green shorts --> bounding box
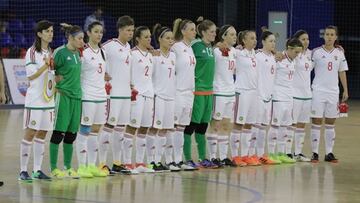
[191,95,213,124]
[54,93,81,133]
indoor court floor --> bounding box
[0,101,359,203]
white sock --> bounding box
[277,126,287,154]
[111,126,124,164]
[87,133,99,165]
[285,126,295,154]
[311,124,321,154]
[33,138,45,172]
[135,134,146,164]
[218,135,229,160]
[20,139,32,172]
[240,129,251,157]
[207,133,218,159]
[164,131,174,164]
[146,133,156,164]
[256,126,266,157]
[98,126,112,165]
[267,126,278,154]
[76,132,88,166]
[173,127,184,163]
[249,127,258,156]
[294,128,305,155]
[123,133,134,165]
[230,129,241,157]
[155,135,167,163]
[325,125,335,154]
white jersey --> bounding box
[131,47,154,97]
[293,49,314,99]
[213,47,236,95]
[171,41,196,91]
[272,52,296,101]
[235,48,258,92]
[103,39,131,97]
[153,51,176,100]
[255,50,276,101]
[311,46,348,94]
[24,46,55,108]
[81,44,107,101]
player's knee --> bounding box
[325,118,336,125]
[312,118,322,125]
[184,122,197,135]
[50,130,65,144]
[138,127,148,135]
[63,132,77,144]
[91,124,102,133]
[79,125,91,135]
[125,125,137,135]
[195,123,208,134]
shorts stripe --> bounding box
[25,109,31,127]
[53,93,61,129]
[234,94,239,122]
[152,96,156,127]
[106,98,111,121]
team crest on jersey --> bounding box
[239,116,243,121]
[131,119,137,124]
[183,49,187,52]
[110,117,116,122]
[202,49,206,54]
[265,59,268,62]
[119,49,123,52]
[334,56,338,61]
[216,112,221,117]
[156,120,161,125]
[67,56,71,60]
[84,117,89,122]
[273,118,278,123]
[311,110,316,115]
[31,120,36,126]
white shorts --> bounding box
[212,95,235,121]
[81,101,107,125]
[271,101,293,126]
[23,108,55,131]
[153,97,175,129]
[311,91,339,118]
[107,98,131,126]
[174,90,194,126]
[129,95,154,128]
[293,98,311,123]
[256,98,272,125]
[234,90,257,125]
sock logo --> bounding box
[313,139,318,142]
[80,150,87,153]
[22,153,28,157]
[103,141,110,144]
[141,144,146,147]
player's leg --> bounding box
[323,94,339,163]
[277,101,296,163]
[231,93,246,166]
[310,92,326,163]
[293,99,311,162]
[207,96,223,165]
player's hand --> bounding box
[131,88,138,101]
[0,92,6,104]
[104,72,112,81]
[342,91,349,102]
[275,51,285,62]
[235,44,243,50]
[55,75,63,83]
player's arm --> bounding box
[27,56,52,81]
[339,71,348,102]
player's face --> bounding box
[223,27,237,46]
[137,29,151,48]
[324,28,337,46]
[159,31,174,50]
[243,32,257,50]
[182,23,196,41]
[87,24,103,45]
[38,26,54,44]
[299,33,309,50]
[120,25,135,42]
[287,46,303,60]
[202,24,217,43]
[70,33,85,49]
[262,34,276,52]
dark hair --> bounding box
[34,20,53,52]
[215,25,233,44]
[116,15,134,30]
[292,30,308,39]
[153,25,171,46]
[286,38,303,49]
[86,21,105,61]
[197,19,215,38]
[173,18,194,41]
[325,25,338,35]
[237,30,255,46]
[261,30,274,41]
[133,26,150,46]
[61,24,83,39]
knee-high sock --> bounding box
[76,132,88,166]
[285,126,295,154]
[164,131,174,163]
[98,126,112,165]
[195,133,206,160]
[111,126,125,165]
[277,126,287,154]
[267,126,279,154]
[183,133,192,161]
[146,132,156,164]
[63,143,74,170]
[240,129,251,157]
[173,127,185,163]
[218,134,229,160]
[20,139,32,172]
[230,129,241,157]
[325,125,335,154]
[256,125,266,157]
[33,138,45,172]
[207,133,218,159]
[135,133,146,164]
[249,126,259,156]
[155,134,167,163]
[122,133,134,165]
[88,133,99,166]
[311,124,321,154]
[294,128,305,155]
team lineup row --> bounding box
[18,15,348,181]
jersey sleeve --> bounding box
[339,51,349,72]
[53,49,64,72]
[25,49,39,77]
